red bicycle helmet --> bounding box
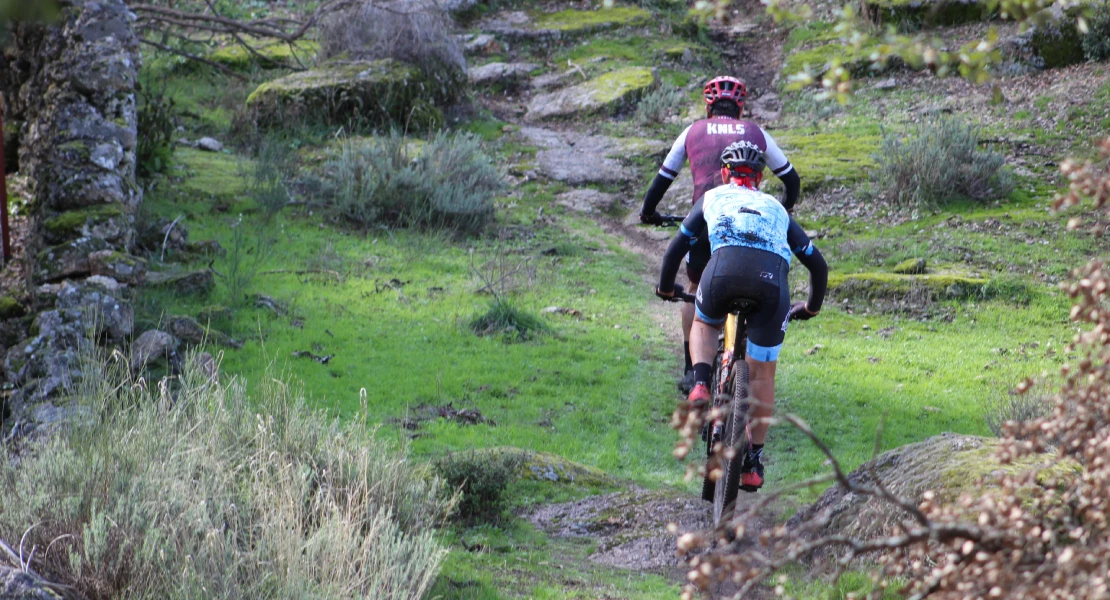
[703,76,747,112]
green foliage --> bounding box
[870,117,1013,207]
[434,450,525,522]
[0,352,452,600]
[137,80,179,178]
[469,299,550,341]
[634,85,685,125]
[1082,0,1110,61]
[322,132,503,233]
[244,137,297,221]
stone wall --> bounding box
[0,0,141,436]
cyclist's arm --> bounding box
[640,126,690,218]
[658,198,706,293]
[763,129,800,212]
[788,219,827,313]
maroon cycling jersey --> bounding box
[657,117,793,204]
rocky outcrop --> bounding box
[516,127,667,185]
[478,7,650,41]
[468,62,538,86]
[787,434,1079,554]
[525,67,657,121]
[246,58,442,129]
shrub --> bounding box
[984,390,1052,437]
[136,80,178,177]
[469,298,550,341]
[0,352,452,600]
[1082,0,1110,61]
[322,132,502,233]
[434,450,524,523]
[634,85,685,125]
[318,0,466,105]
[870,117,1013,207]
[244,137,297,222]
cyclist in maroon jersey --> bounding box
[639,76,802,393]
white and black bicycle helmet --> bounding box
[720,141,766,176]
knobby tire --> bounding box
[712,359,750,526]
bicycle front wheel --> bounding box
[712,358,750,526]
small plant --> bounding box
[217,214,275,303]
[634,85,685,125]
[1082,0,1110,62]
[243,136,297,222]
[434,450,524,523]
[469,298,550,340]
[984,391,1053,438]
[136,79,179,177]
[870,117,1013,207]
[322,131,503,233]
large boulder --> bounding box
[55,280,134,341]
[131,329,179,372]
[246,59,442,129]
[88,249,147,285]
[1002,4,1090,69]
[145,269,214,297]
[168,315,241,348]
[863,0,989,27]
[787,434,1080,551]
[525,67,657,122]
[468,62,539,86]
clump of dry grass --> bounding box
[0,350,453,600]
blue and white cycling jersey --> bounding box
[682,183,792,262]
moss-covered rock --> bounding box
[209,40,320,71]
[1015,4,1091,69]
[246,59,443,130]
[168,315,241,348]
[532,6,651,33]
[34,237,112,283]
[0,296,26,320]
[892,258,927,274]
[145,269,215,297]
[788,434,1080,547]
[525,67,657,121]
[88,250,147,285]
[42,204,128,245]
[863,0,990,28]
[467,446,618,487]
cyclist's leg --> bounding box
[689,251,727,387]
[683,236,712,345]
[743,256,791,445]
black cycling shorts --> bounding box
[684,235,711,284]
[694,246,790,362]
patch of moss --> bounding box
[175,147,248,198]
[828,271,993,300]
[771,129,880,192]
[533,6,651,33]
[0,296,26,320]
[246,59,442,131]
[583,67,657,106]
[782,42,892,78]
[42,204,125,244]
[473,447,618,487]
[892,258,927,274]
[209,40,319,70]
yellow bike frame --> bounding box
[714,314,740,396]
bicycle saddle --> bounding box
[727,298,758,314]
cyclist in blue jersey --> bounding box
[654,141,828,491]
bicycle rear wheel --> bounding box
[701,349,724,503]
[712,358,750,526]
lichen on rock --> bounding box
[525,67,657,121]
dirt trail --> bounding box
[476,7,792,588]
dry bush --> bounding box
[671,136,1110,599]
[0,351,453,600]
[318,0,466,104]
